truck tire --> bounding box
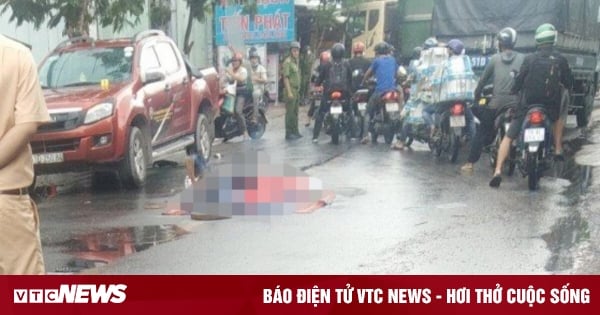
[119,126,147,189]
[194,113,213,162]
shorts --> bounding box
[0,194,45,274]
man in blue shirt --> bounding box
[360,42,398,144]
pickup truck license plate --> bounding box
[524,128,545,142]
[386,103,399,112]
[33,152,64,164]
[358,102,367,111]
[330,106,343,114]
[450,115,466,127]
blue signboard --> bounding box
[214,0,295,46]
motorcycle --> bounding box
[430,101,469,163]
[351,87,370,139]
[323,89,354,145]
[214,81,268,142]
[516,106,552,190]
[370,90,401,145]
[307,85,323,126]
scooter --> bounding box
[323,89,354,145]
[370,90,401,145]
[214,81,268,142]
[516,106,552,190]
[430,101,469,163]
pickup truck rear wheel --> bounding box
[194,113,212,162]
[119,126,147,188]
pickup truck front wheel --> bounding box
[194,113,212,162]
[119,126,147,188]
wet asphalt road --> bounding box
[37,103,600,274]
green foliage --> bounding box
[0,0,145,37]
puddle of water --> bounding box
[54,225,188,273]
[542,212,590,272]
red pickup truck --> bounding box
[31,30,220,188]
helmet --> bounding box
[423,37,438,49]
[535,23,557,46]
[320,51,331,64]
[290,41,301,50]
[447,39,464,55]
[412,46,423,59]
[396,65,408,81]
[231,52,243,62]
[331,43,345,60]
[248,50,260,59]
[374,42,390,55]
[353,41,365,54]
[497,27,517,49]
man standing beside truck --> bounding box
[490,23,573,188]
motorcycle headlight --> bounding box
[84,102,114,124]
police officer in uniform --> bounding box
[282,41,303,140]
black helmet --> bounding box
[375,42,389,55]
[497,27,517,49]
[331,43,345,60]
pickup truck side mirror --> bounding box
[141,68,166,84]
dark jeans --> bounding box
[467,107,498,163]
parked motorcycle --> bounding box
[516,106,552,190]
[215,81,268,142]
[370,90,401,145]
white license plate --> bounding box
[524,128,545,142]
[33,152,64,164]
[504,123,511,132]
[566,114,577,126]
[358,102,367,111]
[386,103,399,112]
[450,115,466,127]
[330,106,343,114]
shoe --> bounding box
[489,174,502,188]
[361,137,370,144]
[554,151,565,162]
[286,134,302,141]
[391,142,404,150]
[461,163,474,172]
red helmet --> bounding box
[320,51,331,64]
[353,41,365,54]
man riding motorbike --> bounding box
[312,43,352,143]
[461,27,524,172]
[423,39,476,144]
[249,50,267,122]
[307,50,331,127]
[489,23,573,187]
[225,52,251,140]
[360,42,398,145]
[349,42,371,93]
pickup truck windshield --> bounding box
[39,47,133,89]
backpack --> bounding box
[328,60,349,91]
[524,52,562,105]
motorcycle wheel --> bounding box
[527,152,539,191]
[357,115,365,139]
[448,135,460,163]
[248,112,267,140]
[331,124,340,145]
[507,146,517,176]
[384,126,394,145]
[489,129,502,168]
[371,131,378,144]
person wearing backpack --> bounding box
[489,23,573,188]
[461,27,525,172]
[312,43,352,143]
